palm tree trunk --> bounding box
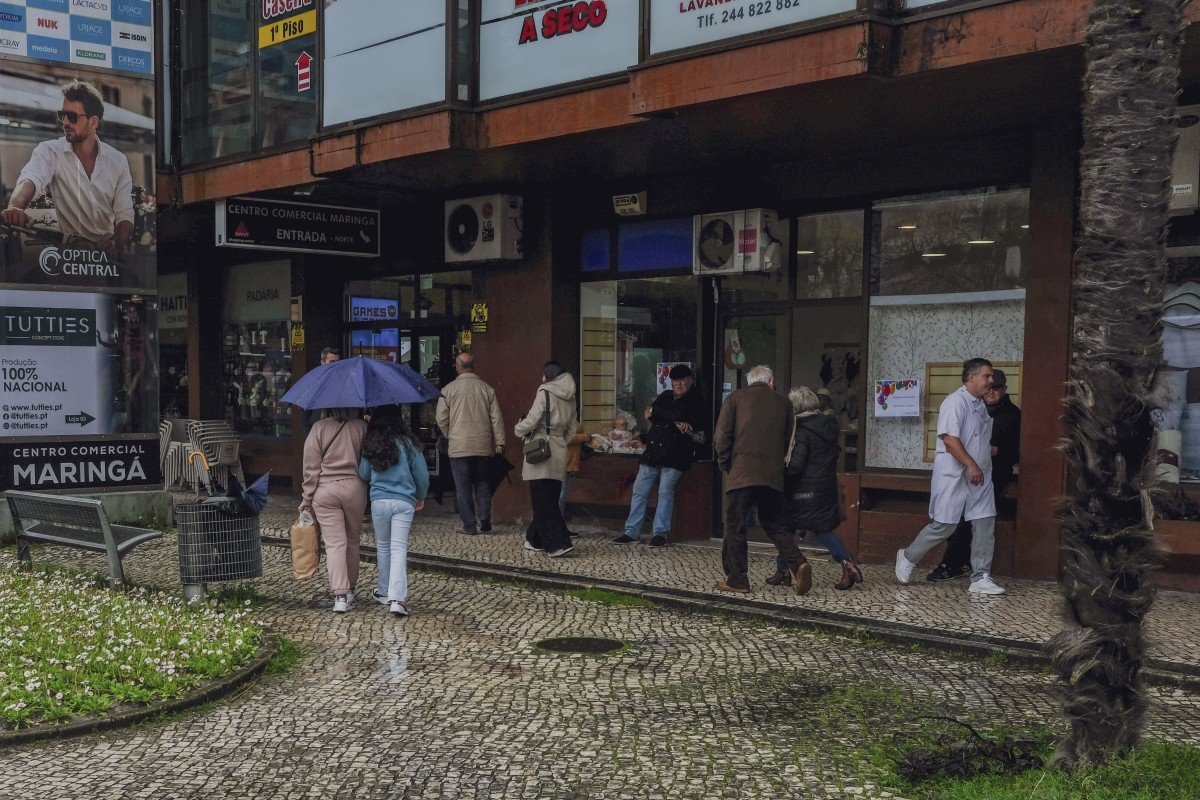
[1052,0,1182,768]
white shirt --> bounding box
[16,137,134,242]
[929,385,995,524]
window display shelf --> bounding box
[222,321,293,439]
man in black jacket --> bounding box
[613,364,709,548]
[926,368,1022,581]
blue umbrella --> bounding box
[280,356,442,410]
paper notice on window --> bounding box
[874,379,921,418]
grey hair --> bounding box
[789,386,819,414]
[746,365,774,386]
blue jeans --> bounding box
[777,530,851,573]
[559,472,575,518]
[450,456,490,533]
[623,464,683,539]
[371,498,415,603]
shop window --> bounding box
[579,278,699,439]
[158,273,190,419]
[796,210,864,299]
[222,262,294,438]
[864,187,1029,471]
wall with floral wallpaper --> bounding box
[865,299,1025,470]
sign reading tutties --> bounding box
[215,197,380,257]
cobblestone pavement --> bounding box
[3,530,1199,800]
[251,494,1200,675]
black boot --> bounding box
[765,569,792,586]
[834,557,863,590]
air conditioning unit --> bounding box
[444,194,523,262]
[1170,105,1200,215]
[692,209,781,275]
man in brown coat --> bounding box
[713,365,811,595]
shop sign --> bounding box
[349,297,400,323]
[648,0,857,56]
[0,434,161,492]
[323,0,446,125]
[479,0,637,101]
[1,290,149,438]
[216,198,380,257]
[0,0,153,74]
[157,273,187,330]
[224,261,291,323]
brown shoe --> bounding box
[834,558,863,590]
[793,562,813,596]
[713,580,750,594]
[765,569,792,586]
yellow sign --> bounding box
[470,303,488,333]
[460,331,472,348]
[258,9,316,49]
[291,324,305,347]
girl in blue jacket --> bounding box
[359,405,430,617]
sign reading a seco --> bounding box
[215,197,380,257]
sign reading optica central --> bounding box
[215,197,380,257]
[648,0,857,56]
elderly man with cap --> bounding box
[613,364,709,548]
[925,367,1022,582]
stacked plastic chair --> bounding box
[185,420,245,491]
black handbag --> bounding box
[523,390,553,464]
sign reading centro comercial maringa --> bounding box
[0,435,161,492]
[215,197,380,257]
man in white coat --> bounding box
[894,358,1005,595]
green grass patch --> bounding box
[0,561,262,729]
[888,740,1200,800]
[265,637,300,675]
[562,588,655,608]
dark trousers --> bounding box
[526,479,572,552]
[723,486,802,590]
[450,456,491,533]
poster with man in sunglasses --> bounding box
[1,72,155,291]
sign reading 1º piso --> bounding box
[215,197,380,257]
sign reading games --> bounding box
[0,0,153,74]
[648,0,857,56]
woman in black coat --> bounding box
[774,386,864,590]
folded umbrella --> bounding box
[486,453,515,496]
[281,356,442,410]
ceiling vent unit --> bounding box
[444,194,523,262]
[1170,105,1200,215]
[692,209,782,275]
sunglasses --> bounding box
[56,110,94,124]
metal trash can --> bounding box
[176,503,262,584]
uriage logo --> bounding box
[261,0,312,22]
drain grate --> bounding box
[534,637,625,654]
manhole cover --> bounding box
[534,637,625,654]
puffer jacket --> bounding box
[514,372,577,481]
[782,412,841,532]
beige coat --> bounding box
[435,372,506,458]
[514,372,577,481]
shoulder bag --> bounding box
[523,390,553,465]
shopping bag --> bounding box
[290,510,320,580]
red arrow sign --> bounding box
[296,51,312,92]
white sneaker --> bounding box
[969,574,1005,595]
[895,549,915,584]
[332,595,349,613]
[523,540,543,552]
[345,590,355,605]
[389,601,409,617]
[371,589,388,606]
[547,545,575,558]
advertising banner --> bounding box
[349,297,401,323]
[874,378,921,418]
[349,328,404,363]
[0,434,161,492]
[1,289,156,437]
[479,0,638,101]
[216,197,380,257]
[323,0,446,125]
[0,0,153,74]
[0,62,156,291]
[648,0,857,56]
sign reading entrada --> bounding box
[215,197,380,257]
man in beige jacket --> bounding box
[436,352,506,534]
